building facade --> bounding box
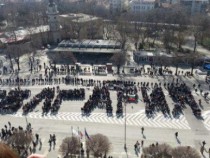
[180,0,208,15]
[109,0,128,13]
[46,0,61,43]
[129,0,155,13]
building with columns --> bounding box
[46,0,61,43]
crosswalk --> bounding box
[202,111,210,131]
[11,111,191,130]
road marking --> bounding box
[10,111,191,130]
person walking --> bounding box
[141,127,144,135]
[35,133,39,142]
[39,139,42,150]
[202,141,206,147]
[48,139,52,151]
[52,134,56,149]
[141,140,144,147]
[175,132,178,138]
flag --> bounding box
[85,128,91,140]
[79,130,83,139]
[72,128,79,137]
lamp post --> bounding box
[124,93,127,151]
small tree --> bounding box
[59,136,80,157]
[86,134,111,158]
[142,143,172,158]
[171,146,201,158]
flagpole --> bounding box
[84,128,86,158]
[78,126,81,158]
[71,126,73,137]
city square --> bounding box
[0,50,209,157]
[0,0,210,157]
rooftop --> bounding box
[53,39,122,54]
[59,13,99,23]
[130,0,156,4]
[0,25,50,44]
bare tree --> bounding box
[171,146,201,158]
[110,53,126,74]
[190,14,205,53]
[4,45,15,73]
[86,134,111,158]
[115,17,130,50]
[162,29,175,54]
[186,52,203,75]
[4,128,33,156]
[142,143,172,158]
[59,136,80,157]
[5,43,30,74]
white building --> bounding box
[129,0,155,13]
[46,0,61,43]
[109,0,128,13]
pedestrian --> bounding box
[135,141,140,152]
[175,132,178,138]
[52,134,56,146]
[48,139,52,151]
[8,122,11,129]
[200,146,204,155]
[141,140,144,147]
[39,138,42,151]
[202,141,206,147]
[35,133,39,142]
[141,127,144,135]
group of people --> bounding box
[150,86,170,117]
[22,87,55,114]
[168,82,201,118]
[0,88,31,114]
[81,86,113,116]
[141,82,170,118]
[0,121,43,158]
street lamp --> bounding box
[123,93,127,151]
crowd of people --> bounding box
[116,91,124,117]
[0,122,38,158]
[141,82,170,118]
[150,86,170,117]
[59,88,85,101]
[0,88,31,114]
[22,87,85,115]
[22,87,55,114]
[0,121,59,158]
[81,86,113,116]
[168,83,201,118]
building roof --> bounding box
[52,47,122,54]
[0,25,49,44]
[130,0,156,4]
[59,13,99,23]
[53,39,122,54]
[58,39,121,48]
